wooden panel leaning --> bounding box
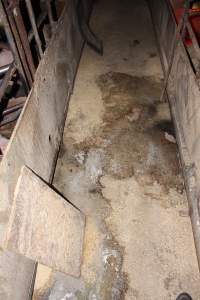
[0,0,90,299]
[5,166,85,277]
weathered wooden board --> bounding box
[5,166,85,276]
[0,0,91,298]
[149,0,200,175]
[0,250,36,300]
[149,0,200,267]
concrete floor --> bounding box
[33,0,200,299]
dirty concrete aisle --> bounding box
[33,0,200,299]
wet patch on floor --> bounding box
[66,72,183,194]
[97,72,160,123]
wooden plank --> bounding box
[5,166,85,276]
[0,0,91,298]
[0,0,82,248]
[0,250,36,300]
[149,0,200,268]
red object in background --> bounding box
[170,1,200,45]
[175,8,200,45]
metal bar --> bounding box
[0,64,11,76]
[3,102,24,115]
[28,11,47,42]
[10,0,35,78]
[2,0,33,87]
[0,63,16,104]
[0,108,21,126]
[0,0,29,91]
[25,0,43,58]
[186,21,200,80]
[186,21,200,58]
[46,0,55,34]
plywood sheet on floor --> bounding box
[5,166,85,277]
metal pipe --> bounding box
[28,11,47,42]
[2,102,23,115]
[25,0,43,58]
[0,64,11,76]
[0,108,21,126]
[0,63,16,104]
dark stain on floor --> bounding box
[67,72,183,193]
[54,73,185,300]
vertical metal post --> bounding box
[25,0,43,58]
[46,0,55,34]
[10,0,36,78]
[2,0,33,87]
[0,62,16,105]
[0,0,29,91]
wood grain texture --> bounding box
[0,0,91,298]
[149,0,200,177]
[5,166,85,277]
[0,1,82,246]
[0,250,36,300]
[149,0,200,267]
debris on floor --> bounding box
[165,132,176,144]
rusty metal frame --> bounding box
[25,0,43,58]
[0,0,29,90]
[9,0,36,77]
[0,0,59,127]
